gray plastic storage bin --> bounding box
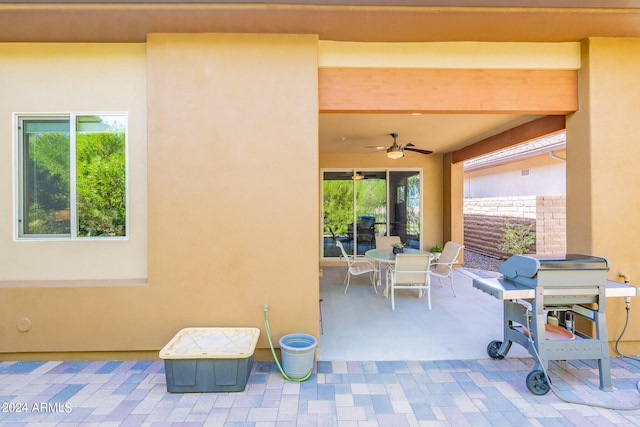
[159,327,260,393]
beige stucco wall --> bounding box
[0,43,148,282]
[0,43,150,356]
[464,149,567,198]
[567,38,640,352]
[146,34,320,357]
[444,155,465,247]
[0,35,320,358]
[318,41,581,70]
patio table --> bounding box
[365,247,432,290]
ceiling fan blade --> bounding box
[404,147,433,155]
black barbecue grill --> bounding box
[472,253,639,395]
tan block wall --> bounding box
[464,196,566,258]
[536,196,567,254]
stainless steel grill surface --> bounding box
[499,254,609,288]
[472,253,639,395]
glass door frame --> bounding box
[321,167,423,261]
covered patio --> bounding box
[318,266,530,361]
[1,0,640,376]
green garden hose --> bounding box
[263,305,312,382]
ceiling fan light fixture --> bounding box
[387,147,404,159]
[387,132,404,159]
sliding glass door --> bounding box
[322,169,421,258]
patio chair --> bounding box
[336,240,377,293]
[430,241,464,297]
[385,253,432,310]
[375,235,401,249]
[327,225,350,250]
[357,216,376,250]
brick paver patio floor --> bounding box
[2,357,640,426]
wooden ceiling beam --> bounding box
[451,115,566,163]
[319,68,577,114]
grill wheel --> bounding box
[487,340,505,360]
[526,370,551,395]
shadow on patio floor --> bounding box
[318,266,529,361]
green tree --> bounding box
[355,179,386,220]
[23,124,126,237]
[323,180,353,235]
[24,130,71,235]
[323,177,386,236]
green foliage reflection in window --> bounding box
[76,115,126,237]
[22,119,71,235]
[20,114,127,238]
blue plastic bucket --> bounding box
[279,333,317,380]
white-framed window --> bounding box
[15,113,127,239]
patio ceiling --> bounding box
[319,113,542,156]
[2,2,636,158]
[2,2,640,43]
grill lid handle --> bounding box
[498,255,541,280]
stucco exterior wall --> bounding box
[0,43,152,356]
[0,43,148,282]
[567,38,640,353]
[146,34,320,358]
[464,150,566,198]
[444,155,465,250]
[0,35,320,358]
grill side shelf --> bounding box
[472,277,534,300]
[472,277,639,301]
